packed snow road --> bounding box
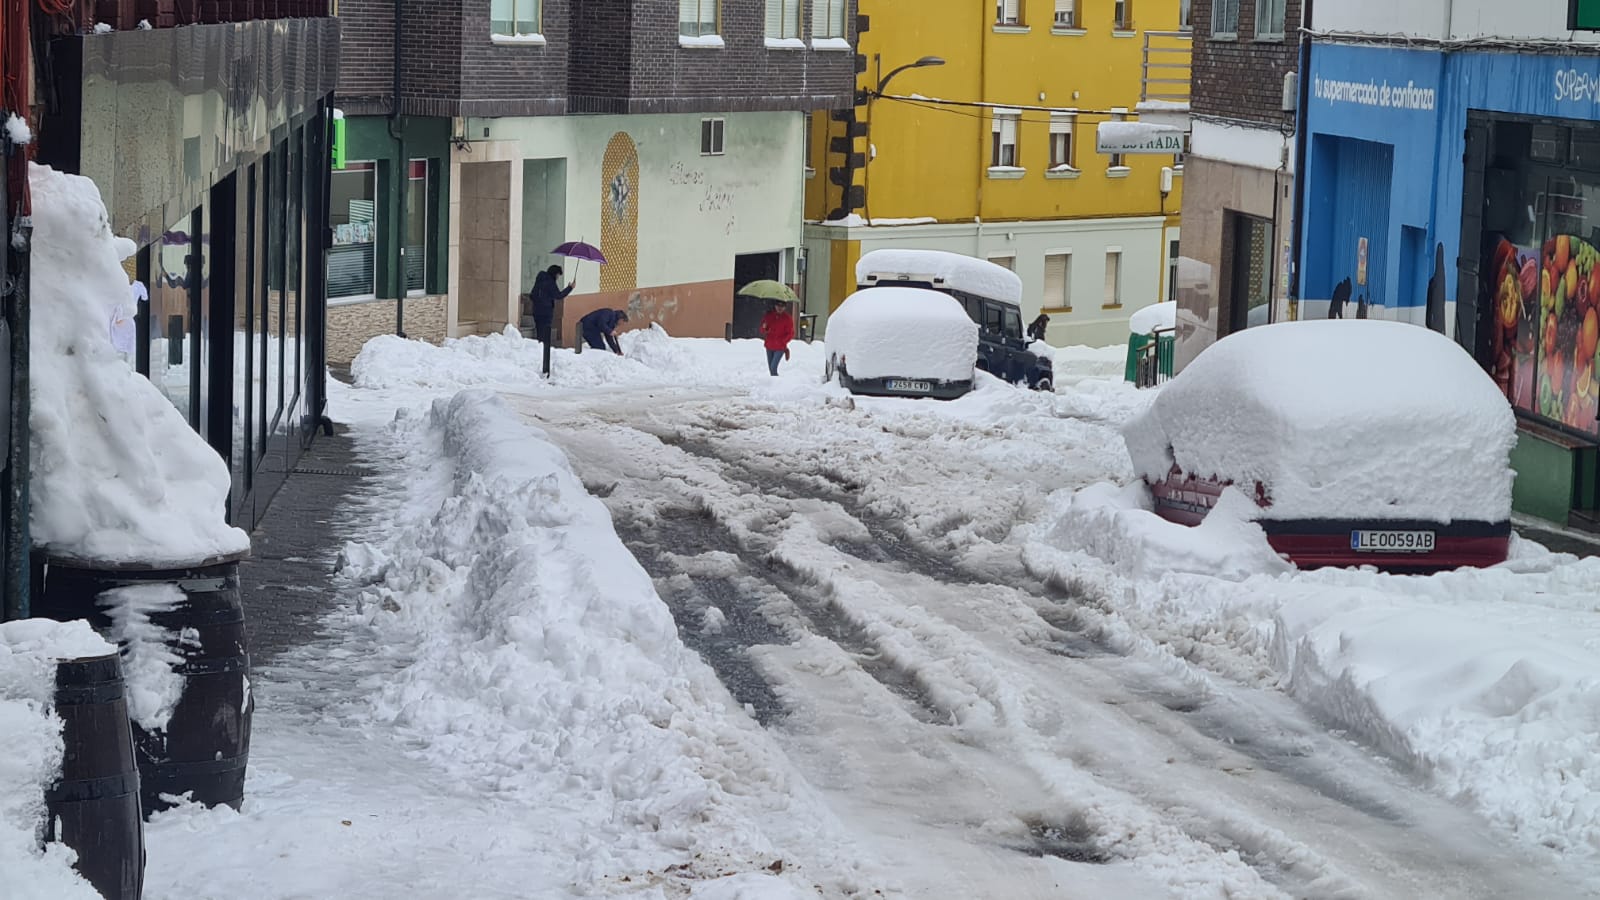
[507,384,1587,900]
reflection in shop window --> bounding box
[407,159,431,295]
[329,161,377,299]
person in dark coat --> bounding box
[578,307,629,355]
[1027,313,1051,344]
[1355,291,1369,319]
[528,265,573,345]
[1328,277,1352,319]
[758,300,795,376]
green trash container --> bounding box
[1124,332,1153,383]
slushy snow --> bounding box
[1121,319,1516,522]
[28,164,249,565]
[825,287,978,382]
[856,248,1024,304]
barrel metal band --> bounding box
[46,771,140,803]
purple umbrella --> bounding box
[552,240,606,264]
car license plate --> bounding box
[1350,530,1436,553]
[888,380,932,393]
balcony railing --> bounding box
[85,0,331,31]
[1141,30,1192,105]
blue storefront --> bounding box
[1301,42,1600,528]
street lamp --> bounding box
[863,56,945,224]
[875,55,945,96]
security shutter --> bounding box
[1104,252,1122,307]
[1045,254,1069,309]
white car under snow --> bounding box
[824,286,979,399]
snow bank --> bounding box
[1122,320,1516,522]
[826,287,977,382]
[334,390,861,891]
[856,248,1024,304]
[1128,301,1176,335]
[0,619,112,900]
[351,325,832,396]
[28,164,249,565]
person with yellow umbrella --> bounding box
[742,279,799,376]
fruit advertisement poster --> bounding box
[1490,234,1600,435]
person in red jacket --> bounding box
[758,300,795,376]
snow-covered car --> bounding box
[856,248,1054,391]
[824,286,979,399]
[1122,319,1517,571]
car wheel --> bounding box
[1033,377,1053,393]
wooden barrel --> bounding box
[35,554,253,817]
[47,653,145,900]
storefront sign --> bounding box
[1095,123,1186,155]
[1570,0,1600,31]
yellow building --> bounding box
[803,0,1190,347]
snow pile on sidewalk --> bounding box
[28,163,248,564]
[1121,319,1516,522]
[0,619,113,900]
[334,390,872,894]
[351,324,831,395]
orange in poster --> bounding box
[1556,234,1571,272]
[1583,308,1600,362]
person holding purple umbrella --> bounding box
[528,265,573,346]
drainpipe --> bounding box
[975,1,989,255]
[1288,0,1314,305]
[389,0,408,338]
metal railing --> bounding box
[1132,327,1175,388]
[1141,30,1193,105]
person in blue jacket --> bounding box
[528,265,573,345]
[579,307,629,355]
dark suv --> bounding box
[857,250,1054,392]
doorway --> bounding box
[732,251,782,339]
[1228,212,1274,333]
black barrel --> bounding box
[35,554,253,816]
[47,653,145,900]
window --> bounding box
[1114,0,1132,30]
[1255,0,1286,38]
[405,160,430,295]
[1045,253,1071,309]
[1053,0,1076,28]
[680,0,718,37]
[766,0,800,39]
[1180,0,1191,30]
[1104,250,1122,308]
[812,0,846,38]
[991,112,1019,167]
[996,0,1021,25]
[987,256,1015,273]
[803,114,813,171]
[701,118,726,155]
[329,161,376,299]
[490,0,540,37]
[1212,0,1239,37]
[1049,114,1075,169]
[1108,110,1128,169]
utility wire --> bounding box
[876,92,1174,120]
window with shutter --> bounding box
[766,0,800,39]
[1045,254,1070,309]
[812,0,846,38]
[996,0,1021,25]
[1212,0,1239,37]
[1053,0,1076,27]
[1049,114,1075,169]
[1104,251,1122,308]
[991,113,1019,168]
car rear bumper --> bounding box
[1259,519,1512,572]
[845,376,973,400]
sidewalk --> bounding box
[1514,516,1600,560]
[239,426,373,666]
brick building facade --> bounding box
[1175,0,1303,370]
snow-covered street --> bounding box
[15,326,1600,898]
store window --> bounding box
[1477,115,1600,438]
[406,159,430,295]
[329,161,377,299]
